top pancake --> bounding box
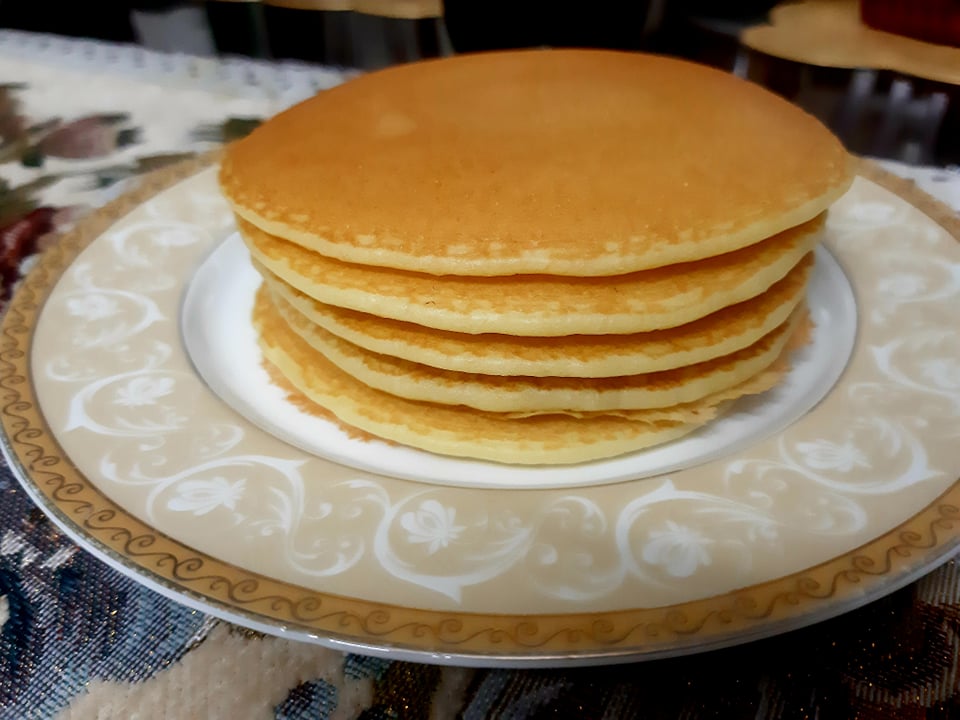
[221,49,852,277]
[240,212,822,335]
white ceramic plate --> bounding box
[181,234,857,489]
[4,161,960,666]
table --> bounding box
[1,29,959,720]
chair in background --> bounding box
[205,0,447,68]
[0,1,447,69]
[441,1,666,54]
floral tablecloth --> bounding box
[1,29,960,720]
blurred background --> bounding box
[0,0,955,166]
[0,1,770,68]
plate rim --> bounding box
[3,155,960,666]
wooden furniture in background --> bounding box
[741,0,960,165]
[239,0,447,67]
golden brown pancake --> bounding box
[240,214,823,336]
[221,48,846,464]
[258,253,813,377]
[269,286,804,413]
[222,49,852,277]
[254,288,810,463]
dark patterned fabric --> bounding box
[1,467,211,718]
[5,461,960,720]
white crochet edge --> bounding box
[0,30,351,105]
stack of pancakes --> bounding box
[219,49,852,465]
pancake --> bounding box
[258,253,813,377]
[255,288,810,463]
[240,213,823,336]
[222,49,852,277]
[255,288,728,464]
[223,48,847,463]
[269,286,804,413]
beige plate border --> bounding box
[2,154,959,664]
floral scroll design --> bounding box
[29,168,960,609]
[716,193,960,540]
[37,174,370,564]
